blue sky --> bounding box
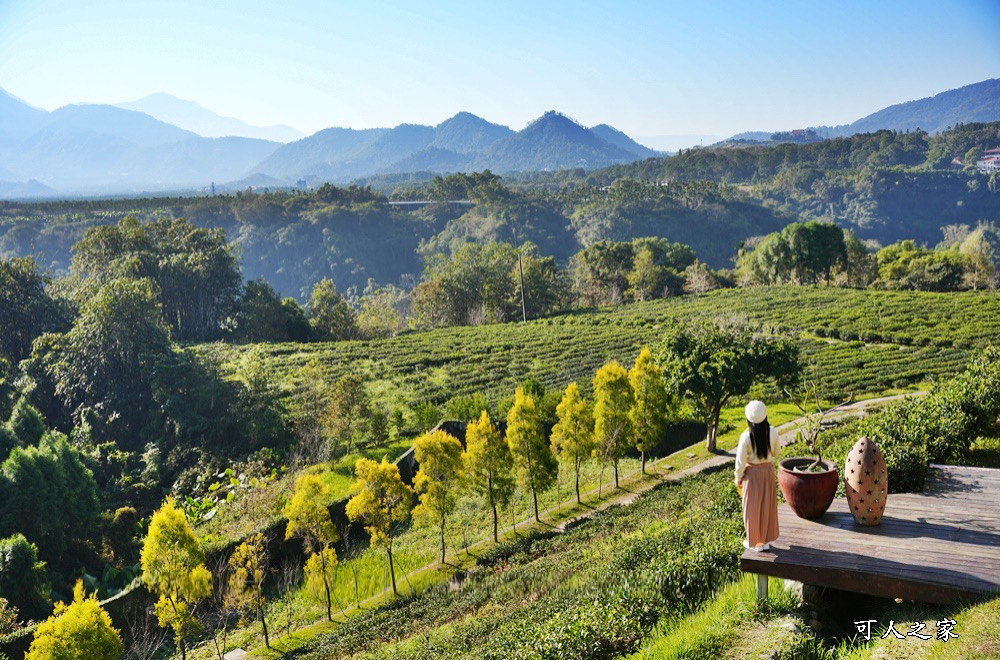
[0,0,997,141]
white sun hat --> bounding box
[745,400,768,424]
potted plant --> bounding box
[778,384,853,519]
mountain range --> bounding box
[116,93,305,142]
[726,78,1000,144]
[0,78,998,198]
[246,110,653,184]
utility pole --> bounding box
[518,249,527,323]
[512,225,527,323]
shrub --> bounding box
[860,347,1000,491]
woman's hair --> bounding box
[748,419,770,459]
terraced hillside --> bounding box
[202,287,999,414]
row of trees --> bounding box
[738,220,1000,291]
[7,321,801,657]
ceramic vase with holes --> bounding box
[844,436,888,525]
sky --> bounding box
[1,0,998,144]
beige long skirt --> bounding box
[742,462,779,548]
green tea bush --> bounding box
[860,347,1000,491]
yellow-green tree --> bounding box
[141,498,212,660]
[283,474,339,621]
[304,547,338,613]
[550,382,595,504]
[629,347,670,474]
[413,430,465,563]
[227,532,270,648]
[506,388,558,522]
[24,581,123,660]
[464,411,515,542]
[593,361,634,489]
[346,458,414,596]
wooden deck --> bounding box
[740,464,1000,604]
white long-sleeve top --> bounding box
[734,427,780,485]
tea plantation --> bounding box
[204,287,997,414]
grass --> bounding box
[628,574,802,660]
[188,426,754,659]
[832,595,1000,660]
[186,397,887,659]
[266,467,744,660]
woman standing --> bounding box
[735,400,780,551]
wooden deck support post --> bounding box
[756,573,768,603]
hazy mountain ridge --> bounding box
[589,123,657,158]
[0,93,281,194]
[724,78,1000,144]
[249,110,644,183]
[1,78,997,197]
[116,93,304,142]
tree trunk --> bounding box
[179,638,187,660]
[706,408,720,453]
[575,462,581,504]
[321,551,333,621]
[492,504,499,543]
[641,450,646,475]
[388,545,398,596]
[533,488,540,522]
[260,602,270,648]
[614,460,619,488]
[440,514,446,564]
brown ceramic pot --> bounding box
[778,457,839,519]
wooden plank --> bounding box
[738,465,1000,604]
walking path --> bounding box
[259,391,920,657]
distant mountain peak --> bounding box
[116,93,304,142]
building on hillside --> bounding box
[977,148,1000,172]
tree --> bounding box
[44,277,173,445]
[24,581,123,660]
[626,245,663,301]
[959,224,1000,290]
[0,534,49,621]
[0,257,69,364]
[227,533,270,648]
[281,297,313,341]
[0,596,18,635]
[658,323,801,452]
[234,278,290,342]
[71,216,240,341]
[346,458,414,596]
[843,230,877,287]
[464,411,516,542]
[549,383,594,504]
[309,278,356,340]
[593,362,634,489]
[356,282,408,338]
[506,388,557,522]
[232,346,289,451]
[0,434,100,570]
[303,547,339,617]
[682,260,719,295]
[511,244,565,320]
[6,397,45,447]
[413,242,524,326]
[282,474,338,621]
[629,347,670,474]
[413,430,465,563]
[322,375,375,457]
[140,498,213,660]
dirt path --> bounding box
[262,391,922,656]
